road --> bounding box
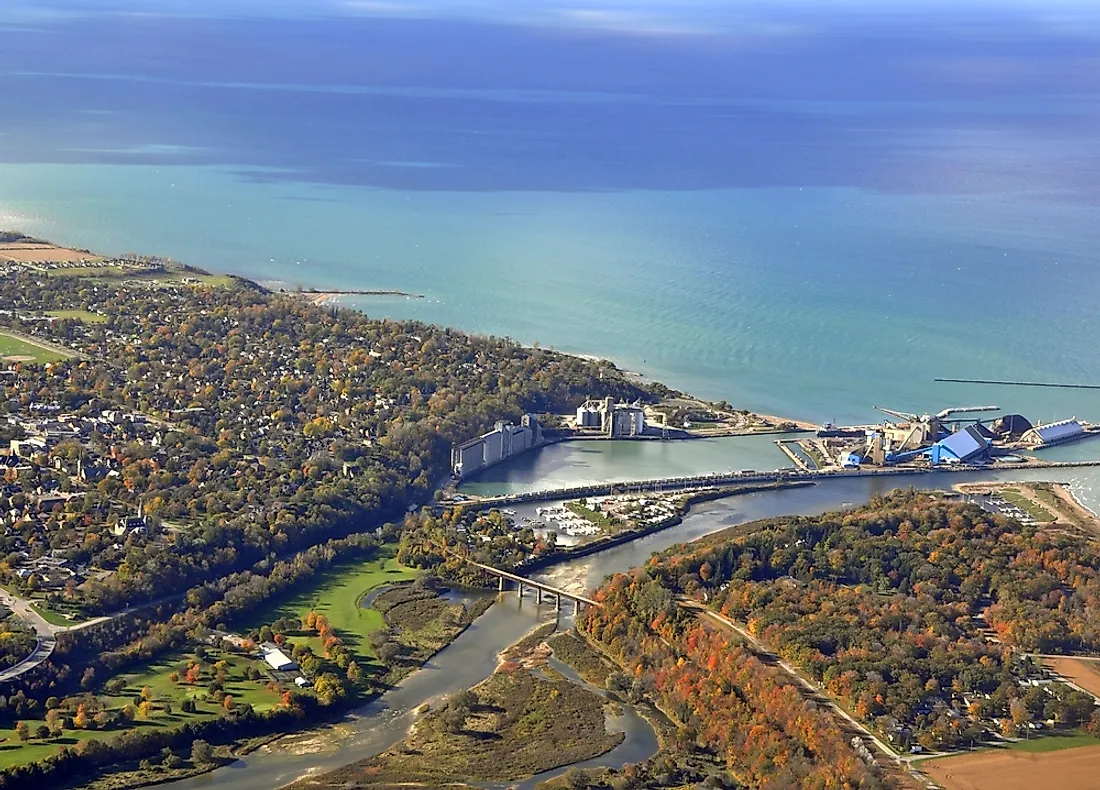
[0,590,113,682]
[678,598,902,764]
[1029,652,1100,662]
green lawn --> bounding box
[45,309,107,324]
[102,649,281,714]
[1001,489,1057,523]
[44,265,130,278]
[0,332,68,363]
[1007,729,1100,753]
[1033,486,1062,510]
[0,726,122,770]
[911,730,1100,770]
[0,647,279,771]
[43,264,235,288]
[237,548,416,660]
[0,552,414,772]
[30,603,90,627]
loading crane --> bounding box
[870,405,1000,454]
[873,405,999,423]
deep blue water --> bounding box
[1,1,1099,424]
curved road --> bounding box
[0,590,110,682]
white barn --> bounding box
[262,646,298,672]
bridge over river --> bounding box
[452,555,600,614]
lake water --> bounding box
[2,2,1099,426]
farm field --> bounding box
[0,332,69,363]
[1041,657,1100,699]
[923,743,1100,790]
[0,243,99,263]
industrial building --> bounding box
[825,403,1094,469]
[874,405,998,452]
[576,397,647,437]
[1021,419,1084,448]
[451,415,544,480]
[919,424,992,465]
[991,414,1033,439]
[262,645,298,672]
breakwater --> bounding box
[456,459,1100,508]
[935,378,1100,390]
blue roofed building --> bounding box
[1021,419,1084,447]
[887,424,990,465]
[927,425,990,464]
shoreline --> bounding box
[293,289,425,305]
[16,231,1100,789]
[6,233,816,433]
[953,480,1100,533]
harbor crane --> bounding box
[871,405,999,452]
[874,405,1000,423]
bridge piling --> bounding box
[448,552,601,612]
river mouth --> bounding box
[156,467,1100,790]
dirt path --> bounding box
[677,599,906,765]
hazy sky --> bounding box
[5,0,1100,25]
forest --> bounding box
[587,491,1100,755]
[581,572,888,789]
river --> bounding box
[164,436,1100,789]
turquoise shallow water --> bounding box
[2,163,1098,427]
